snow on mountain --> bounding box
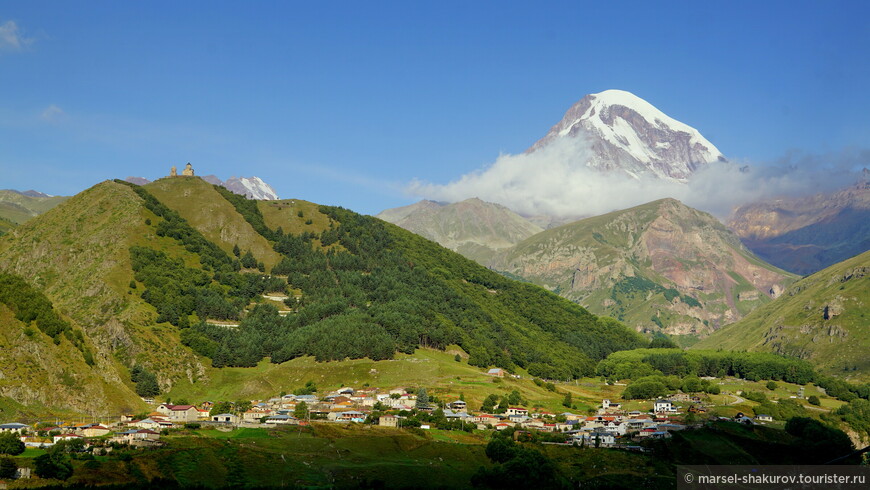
[223,176,279,200]
[528,89,726,182]
[6,189,54,198]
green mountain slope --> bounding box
[0,177,646,414]
[491,198,797,341]
[377,198,544,263]
[694,249,870,380]
[0,189,68,225]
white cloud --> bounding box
[0,20,34,52]
[407,137,867,220]
[40,104,67,123]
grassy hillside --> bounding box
[694,249,870,380]
[0,181,216,414]
[146,177,283,271]
[491,198,797,342]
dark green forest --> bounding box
[120,181,646,376]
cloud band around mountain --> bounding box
[407,137,866,219]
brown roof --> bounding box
[170,405,196,411]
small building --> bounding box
[506,407,529,416]
[21,436,53,448]
[654,399,676,413]
[211,413,238,424]
[264,415,296,425]
[448,400,467,412]
[379,415,400,428]
[115,429,160,443]
[602,399,621,411]
[81,425,111,438]
[0,423,29,434]
[53,433,83,444]
[487,368,505,377]
[755,414,773,423]
[167,405,200,423]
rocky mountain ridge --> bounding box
[376,198,544,263]
[728,172,870,275]
[490,198,796,339]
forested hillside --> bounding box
[158,181,647,379]
[0,177,649,414]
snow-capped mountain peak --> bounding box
[528,89,725,182]
[223,176,279,200]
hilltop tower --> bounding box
[182,163,195,177]
[170,166,177,177]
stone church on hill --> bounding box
[169,163,195,177]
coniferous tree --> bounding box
[416,388,429,409]
[135,370,160,397]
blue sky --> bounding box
[1,1,869,214]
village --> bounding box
[0,375,770,457]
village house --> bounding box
[447,400,467,412]
[81,425,111,438]
[637,428,658,438]
[157,404,200,423]
[114,429,160,443]
[327,410,366,423]
[53,433,83,444]
[20,436,53,448]
[379,415,400,427]
[654,399,677,413]
[505,407,529,417]
[134,418,173,430]
[444,410,472,422]
[573,430,616,447]
[242,408,274,423]
[601,399,622,412]
[264,415,296,425]
[0,422,30,434]
[755,414,773,423]
[487,368,505,377]
[211,413,238,424]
